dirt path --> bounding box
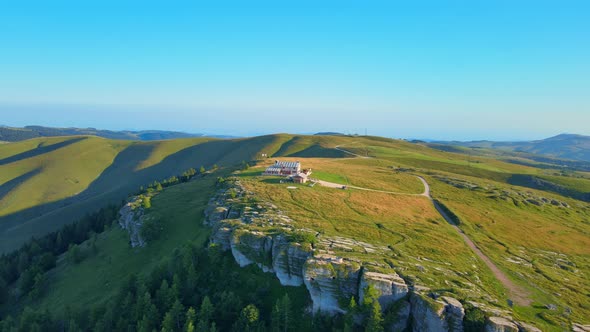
[432,201,532,306]
[328,145,532,306]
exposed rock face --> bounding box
[484,317,519,332]
[517,322,543,332]
[390,301,411,332]
[410,293,464,332]
[118,201,146,248]
[211,223,233,250]
[230,230,274,270]
[303,255,362,313]
[360,270,409,309]
[573,323,590,332]
[202,179,543,332]
[272,235,312,286]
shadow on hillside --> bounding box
[0,168,42,201]
[0,137,275,253]
[0,137,87,166]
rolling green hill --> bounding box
[0,134,355,252]
[0,125,211,142]
[1,133,589,330]
[437,133,590,162]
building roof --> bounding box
[268,161,300,169]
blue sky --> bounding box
[0,1,588,140]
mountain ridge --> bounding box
[435,133,590,162]
[0,125,237,142]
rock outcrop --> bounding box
[485,317,519,332]
[360,270,409,309]
[272,235,312,286]
[118,199,147,248]
[203,178,542,332]
[410,293,465,332]
[303,255,362,313]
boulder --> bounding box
[485,317,519,332]
[573,323,590,332]
[517,322,542,332]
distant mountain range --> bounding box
[0,125,235,141]
[436,134,590,162]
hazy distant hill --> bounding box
[0,125,234,141]
[438,134,590,162]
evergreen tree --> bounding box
[271,302,281,332]
[169,299,185,330]
[186,321,195,332]
[161,312,175,332]
[281,294,292,332]
[184,307,197,332]
[365,300,384,332]
[344,297,357,332]
[197,296,214,331]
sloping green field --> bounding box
[1,134,589,329]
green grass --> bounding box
[2,133,590,329]
[24,174,219,316]
[310,170,349,184]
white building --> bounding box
[263,161,301,176]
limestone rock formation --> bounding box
[230,229,274,271]
[272,235,312,286]
[360,270,409,309]
[303,255,362,313]
[118,200,147,248]
[201,178,543,332]
[410,292,465,332]
[484,317,519,332]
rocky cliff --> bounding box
[204,178,541,331]
[118,197,147,248]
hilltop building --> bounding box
[263,161,313,183]
[263,161,301,176]
[292,173,308,184]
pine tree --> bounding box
[281,294,292,332]
[184,307,197,331]
[197,296,214,331]
[344,297,357,332]
[271,302,281,332]
[186,321,195,332]
[161,312,175,332]
[365,300,383,332]
[169,299,185,330]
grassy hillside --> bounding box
[437,133,590,163]
[0,134,359,252]
[1,133,589,330]
[0,125,203,142]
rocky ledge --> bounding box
[204,178,542,332]
[118,196,147,248]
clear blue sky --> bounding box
[1,0,588,140]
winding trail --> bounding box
[322,145,532,306]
